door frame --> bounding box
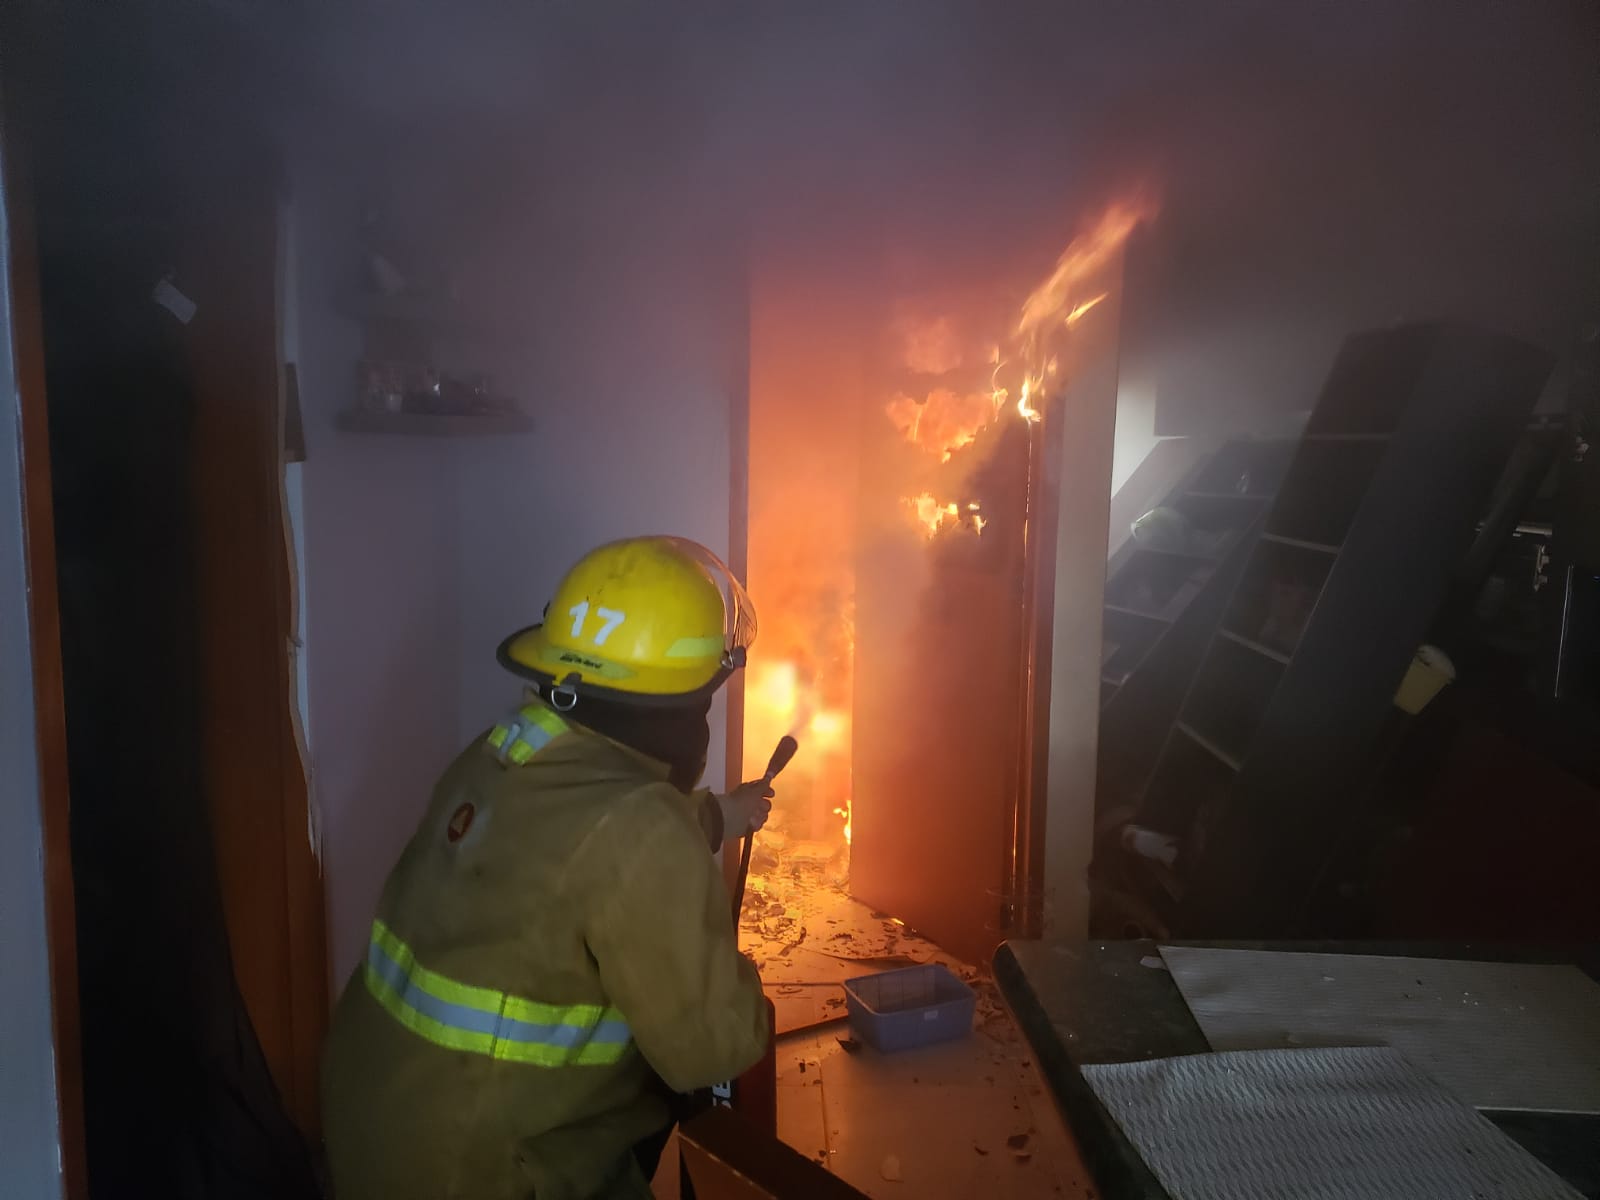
[1,60,90,1200]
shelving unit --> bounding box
[1099,438,1298,696]
[1094,437,1296,820]
[1097,321,1553,938]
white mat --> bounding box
[1159,947,1600,1114]
[1083,1045,1583,1200]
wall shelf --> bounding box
[335,410,534,437]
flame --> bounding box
[889,193,1155,475]
[1015,197,1155,345]
[986,349,1013,426]
[1009,194,1158,422]
[1065,292,1107,327]
[906,491,959,537]
[741,192,1155,896]
[808,708,847,749]
[885,388,995,462]
[1017,377,1041,423]
[752,660,799,722]
[905,491,986,538]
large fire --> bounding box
[745,194,1156,882]
[884,388,995,462]
[889,195,1157,537]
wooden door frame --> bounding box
[180,125,328,1136]
[0,59,90,1200]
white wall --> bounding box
[452,237,740,781]
[289,160,467,981]
[1,157,66,1200]
[288,144,743,979]
[1110,376,1160,500]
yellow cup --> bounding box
[1395,644,1455,715]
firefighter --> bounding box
[322,536,775,1200]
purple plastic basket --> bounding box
[842,963,976,1052]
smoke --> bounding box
[33,0,1596,962]
[42,0,1598,321]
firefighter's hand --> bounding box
[718,780,775,838]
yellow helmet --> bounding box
[497,536,757,707]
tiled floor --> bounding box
[654,876,1097,1198]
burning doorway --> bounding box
[740,200,1149,965]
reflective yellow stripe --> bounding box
[487,704,569,766]
[364,920,630,1067]
[664,634,725,660]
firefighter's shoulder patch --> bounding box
[446,802,476,843]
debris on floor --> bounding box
[730,879,1096,1198]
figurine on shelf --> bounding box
[359,361,407,414]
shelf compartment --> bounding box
[1162,492,1263,560]
[1265,439,1385,550]
[1188,438,1297,500]
[1139,726,1238,840]
[1101,606,1169,686]
[1105,552,1216,622]
[1181,633,1287,765]
[1218,628,1292,666]
[1175,722,1242,771]
[1222,538,1335,659]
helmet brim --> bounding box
[497,625,734,708]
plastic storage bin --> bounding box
[842,963,977,1052]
